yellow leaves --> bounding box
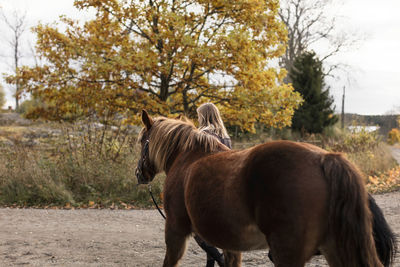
[367,166,400,193]
[10,0,302,131]
[368,176,379,185]
[220,76,301,132]
[388,117,400,144]
[388,128,400,145]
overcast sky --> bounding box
[0,0,399,115]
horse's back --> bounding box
[245,140,328,195]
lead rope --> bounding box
[148,184,166,219]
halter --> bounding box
[135,139,166,218]
[135,139,150,184]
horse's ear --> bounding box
[142,109,153,130]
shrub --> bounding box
[328,127,379,153]
[0,119,163,208]
[387,128,400,145]
[17,99,38,115]
[0,146,74,205]
[326,127,397,176]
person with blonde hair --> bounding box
[194,103,231,267]
[197,103,232,149]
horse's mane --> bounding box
[141,116,223,172]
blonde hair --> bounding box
[197,103,229,138]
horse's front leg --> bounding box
[162,219,190,267]
[223,250,242,267]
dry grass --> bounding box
[0,126,29,139]
[0,121,163,208]
[325,127,398,177]
[0,119,398,208]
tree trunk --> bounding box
[14,35,19,110]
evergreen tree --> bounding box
[289,51,338,134]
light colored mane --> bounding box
[143,116,223,172]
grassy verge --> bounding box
[0,121,164,209]
[0,122,398,208]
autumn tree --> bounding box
[1,9,27,109]
[289,51,337,134]
[7,0,302,131]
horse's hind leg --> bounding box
[319,240,342,267]
[162,225,189,267]
[223,250,242,267]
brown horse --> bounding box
[136,110,394,267]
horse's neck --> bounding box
[163,136,228,174]
[164,149,213,175]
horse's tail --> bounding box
[321,153,384,267]
[368,194,397,267]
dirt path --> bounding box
[1,192,399,267]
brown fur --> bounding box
[138,112,386,267]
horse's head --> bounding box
[135,110,224,184]
[135,110,157,184]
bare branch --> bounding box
[0,8,28,109]
[278,0,362,80]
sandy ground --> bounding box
[0,192,399,267]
